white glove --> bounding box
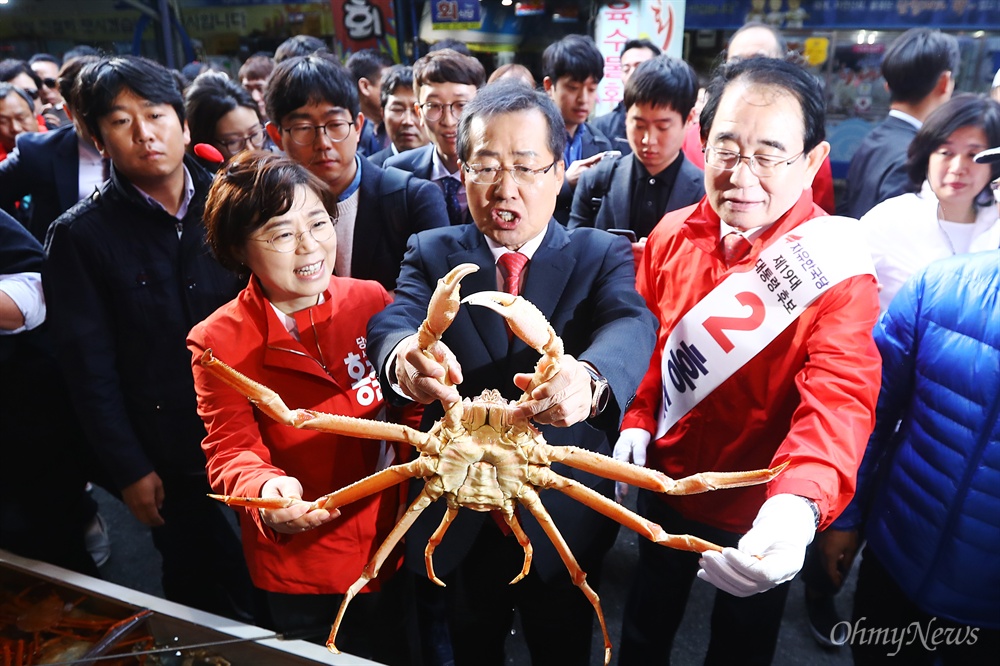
[612,428,651,504]
[697,494,817,597]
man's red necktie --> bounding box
[721,232,752,266]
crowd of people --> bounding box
[0,23,998,666]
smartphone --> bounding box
[601,150,623,160]
[607,228,638,242]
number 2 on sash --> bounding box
[702,292,766,353]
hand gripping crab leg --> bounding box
[461,291,563,398]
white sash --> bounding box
[654,216,875,439]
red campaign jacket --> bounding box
[622,193,881,532]
[188,275,414,594]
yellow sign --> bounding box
[804,37,829,67]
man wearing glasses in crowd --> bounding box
[368,80,656,666]
[264,54,447,292]
[385,49,485,226]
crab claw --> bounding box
[417,263,480,352]
[463,291,564,397]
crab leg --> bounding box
[501,510,534,585]
[328,485,441,654]
[516,486,612,666]
[425,507,459,586]
[462,292,563,399]
[539,445,789,495]
[211,457,435,513]
[530,466,724,554]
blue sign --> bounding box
[431,0,483,29]
[684,0,1000,30]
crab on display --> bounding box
[203,263,788,665]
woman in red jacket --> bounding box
[187,151,413,660]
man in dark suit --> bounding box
[592,39,660,156]
[542,35,615,224]
[368,80,657,666]
[843,28,959,218]
[384,49,485,226]
[0,55,102,243]
[570,55,705,257]
[345,48,393,156]
[366,65,428,168]
[265,54,448,291]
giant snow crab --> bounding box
[203,263,787,664]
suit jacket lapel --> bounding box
[609,157,634,230]
[351,159,380,275]
[666,156,704,211]
[447,227,509,364]
[520,222,574,350]
[55,129,81,211]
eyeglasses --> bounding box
[281,120,353,146]
[420,101,467,122]
[41,78,58,89]
[991,179,1000,204]
[703,146,805,178]
[22,88,39,100]
[252,216,337,253]
[216,127,266,153]
[463,161,558,186]
[385,104,417,119]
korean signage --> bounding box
[594,1,686,116]
[431,0,483,30]
[330,0,398,55]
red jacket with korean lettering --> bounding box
[621,192,881,533]
[188,275,414,594]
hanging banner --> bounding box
[430,0,483,30]
[593,1,686,116]
[330,0,398,56]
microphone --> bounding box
[193,143,225,165]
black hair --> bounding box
[29,53,60,67]
[345,48,394,83]
[265,54,359,126]
[63,45,100,62]
[185,71,260,148]
[75,56,185,143]
[700,57,825,154]
[542,34,604,84]
[906,93,1000,196]
[0,82,36,113]
[274,35,328,63]
[412,49,486,91]
[0,59,43,92]
[621,39,661,59]
[380,65,414,108]
[428,38,472,57]
[457,79,565,164]
[623,55,698,119]
[58,54,99,112]
[238,54,274,82]
[882,28,960,104]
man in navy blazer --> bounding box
[843,28,958,218]
[265,54,448,291]
[368,81,656,666]
[384,49,484,226]
[0,55,105,243]
[570,55,705,245]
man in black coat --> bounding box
[368,81,657,666]
[570,55,705,254]
[265,54,448,291]
[43,56,254,620]
[842,28,959,218]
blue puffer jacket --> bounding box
[834,250,1000,629]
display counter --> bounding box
[0,549,378,665]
